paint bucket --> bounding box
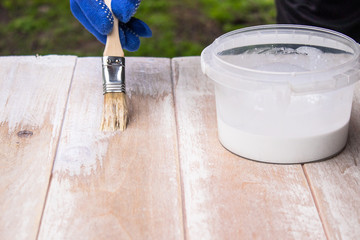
[201,24,360,163]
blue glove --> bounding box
[70,0,152,51]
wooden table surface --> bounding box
[0,55,359,240]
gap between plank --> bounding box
[302,164,330,240]
[35,57,78,240]
[170,58,188,240]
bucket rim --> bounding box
[201,24,360,92]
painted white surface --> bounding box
[39,57,184,240]
[0,55,77,240]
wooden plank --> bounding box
[172,57,326,239]
[303,82,360,239]
[38,57,184,239]
[0,55,77,240]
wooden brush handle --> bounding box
[103,0,124,57]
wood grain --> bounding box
[37,57,184,240]
[0,55,77,240]
[3,55,358,240]
[303,82,360,240]
[172,57,326,239]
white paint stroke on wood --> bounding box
[0,55,77,240]
[304,82,360,240]
[51,57,178,176]
[51,57,112,176]
[172,56,326,240]
[38,57,184,240]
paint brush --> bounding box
[100,0,128,131]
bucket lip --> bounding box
[203,24,360,79]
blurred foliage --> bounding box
[0,0,276,57]
[199,0,276,31]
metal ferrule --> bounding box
[102,56,125,94]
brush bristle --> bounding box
[101,92,128,131]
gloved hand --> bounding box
[70,0,152,51]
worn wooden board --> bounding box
[303,82,360,239]
[3,55,357,239]
[172,57,326,239]
[37,57,184,240]
[0,55,77,240]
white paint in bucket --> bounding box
[201,24,360,163]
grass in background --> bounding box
[0,0,276,57]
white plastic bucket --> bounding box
[201,24,360,163]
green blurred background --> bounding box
[0,0,276,57]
